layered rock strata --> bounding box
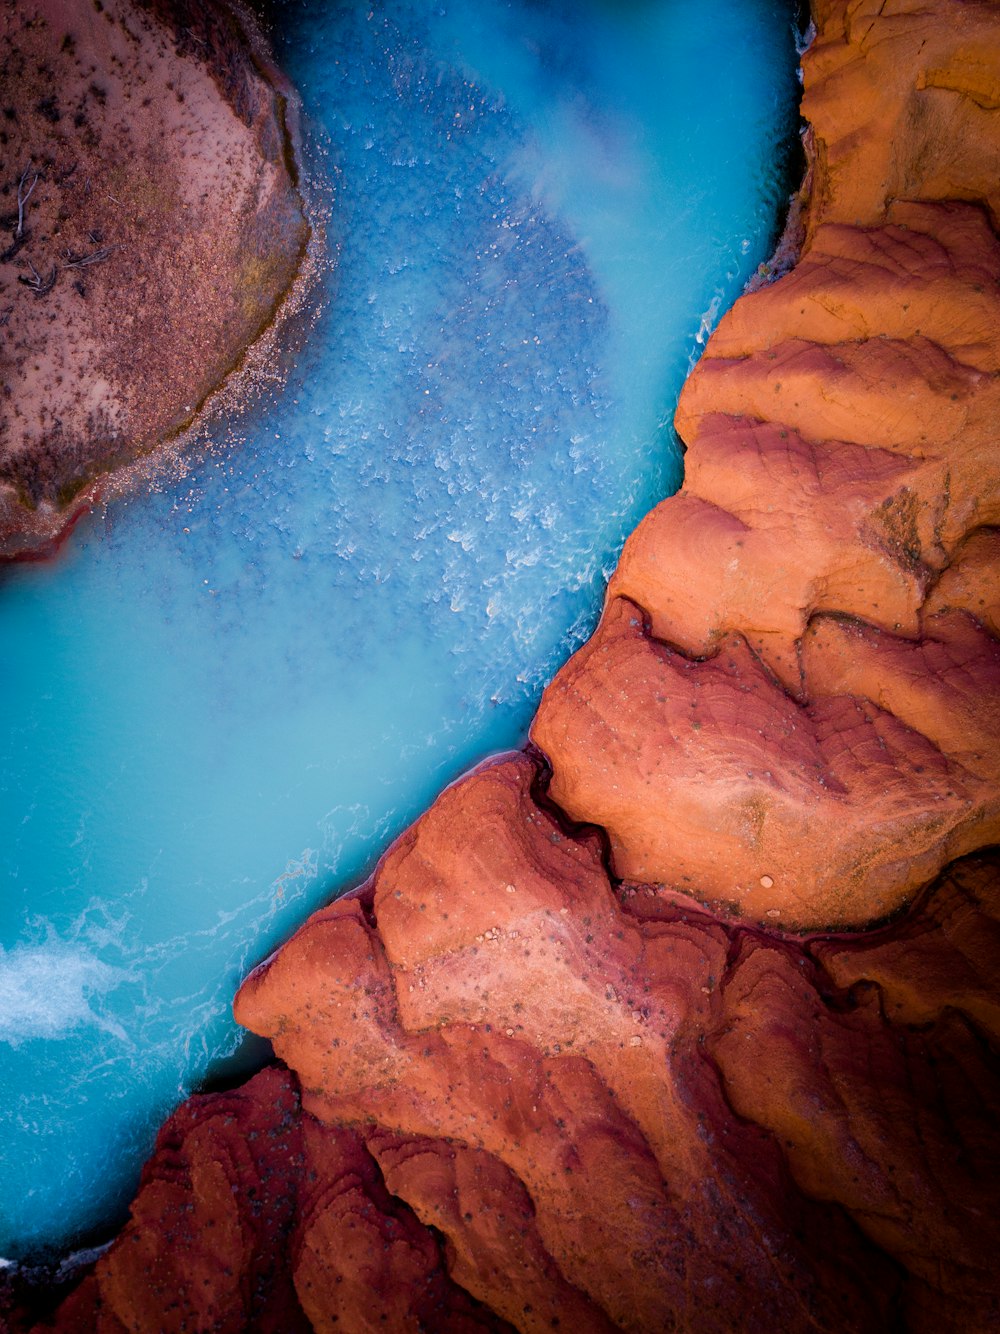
[0,0,307,557]
[16,0,1000,1330]
[536,19,1000,924]
[27,1065,508,1334]
[23,765,1000,1331]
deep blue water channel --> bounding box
[0,0,799,1257]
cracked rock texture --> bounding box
[14,0,1000,1330]
[0,0,307,557]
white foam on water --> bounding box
[0,941,128,1046]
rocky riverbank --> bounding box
[0,0,307,557]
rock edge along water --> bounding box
[11,0,1000,1330]
[0,0,308,558]
[536,0,1000,927]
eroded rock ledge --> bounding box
[12,0,1000,1330]
[17,765,1000,1331]
[0,0,307,557]
[553,192,1000,927]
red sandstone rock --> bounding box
[233,758,904,1332]
[44,1067,311,1334]
[710,855,1000,1332]
[709,203,1000,372]
[925,527,1000,636]
[801,609,1000,780]
[23,774,999,1332]
[289,1118,503,1334]
[612,202,1000,686]
[30,1068,501,1334]
[815,851,1000,1041]
[562,199,1000,924]
[531,597,998,926]
[804,0,1000,231]
[363,1132,615,1333]
[0,0,308,557]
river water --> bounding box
[0,0,799,1257]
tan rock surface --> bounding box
[0,0,307,556]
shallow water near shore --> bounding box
[0,0,799,1256]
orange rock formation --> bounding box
[804,0,1000,232]
[538,71,1000,924]
[25,763,1000,1330]
[16,0,1000,1330]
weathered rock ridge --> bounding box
[537,18,1000,924]
[541,194,1000,928]
[0,0,307,557]
[20,769,1000,1331]
[14,0,1000,1330]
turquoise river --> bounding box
[0,0,800,1257]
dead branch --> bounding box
[62,244,116,270]
[19,258,57,295]
[0,306,13,327]
[16,166,38,240]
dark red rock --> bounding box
[710,858,1000,1332]
[26,1068,506,1333]
[39,1066,310,1333]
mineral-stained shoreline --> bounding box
[0,0,308,558]
[6,0,1000,1330]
